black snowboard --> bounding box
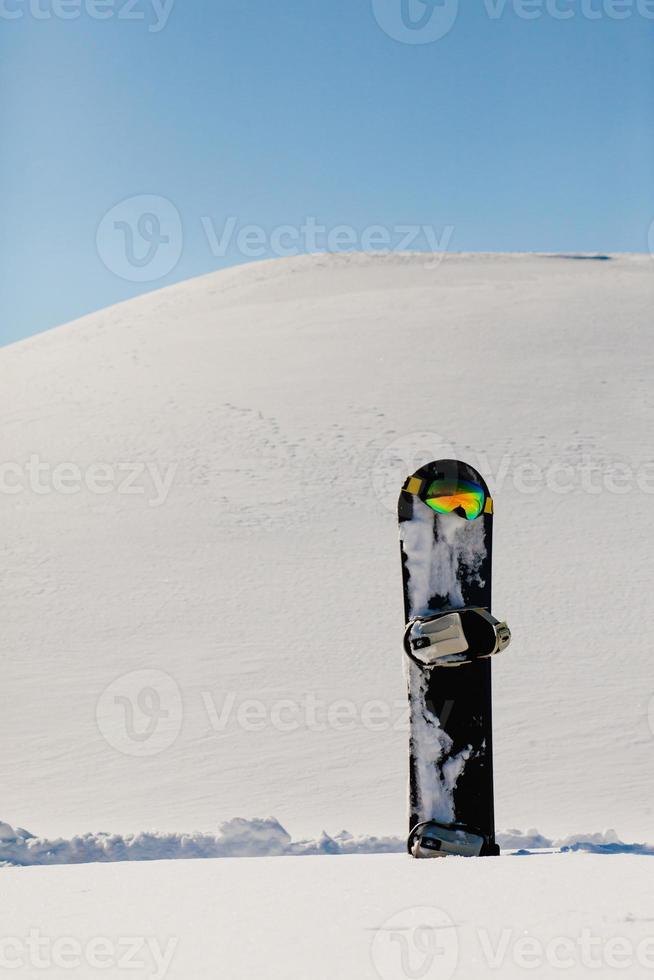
[398,459,499,855]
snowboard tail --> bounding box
[398,460,500,857]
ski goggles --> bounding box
[403,475,492,521]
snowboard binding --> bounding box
[407,820,499,859]
[404,607,511,669]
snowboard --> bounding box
[398,459,500,857]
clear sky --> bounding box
[1,0,652,345]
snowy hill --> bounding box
[2,251,654,848]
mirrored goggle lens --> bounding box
[424,479,486,521]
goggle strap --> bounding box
[403,476,425,496]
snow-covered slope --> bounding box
[2,252,653,843]
[4,852,654,979]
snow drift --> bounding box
[1,817,649,867]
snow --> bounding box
[2,851,654,979]
[400,498,487,613]
[1,816,648,868]
[2,251,654,975]
[2,251,653,842]
[405,662,469,824]
[0,817,404,866]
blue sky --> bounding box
[1,0,652,345]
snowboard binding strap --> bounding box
[404,607,511,668]
[408,820,497,858]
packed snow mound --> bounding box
[1,817,650,867]
[0,817,403,866]
[2,251,654,842]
